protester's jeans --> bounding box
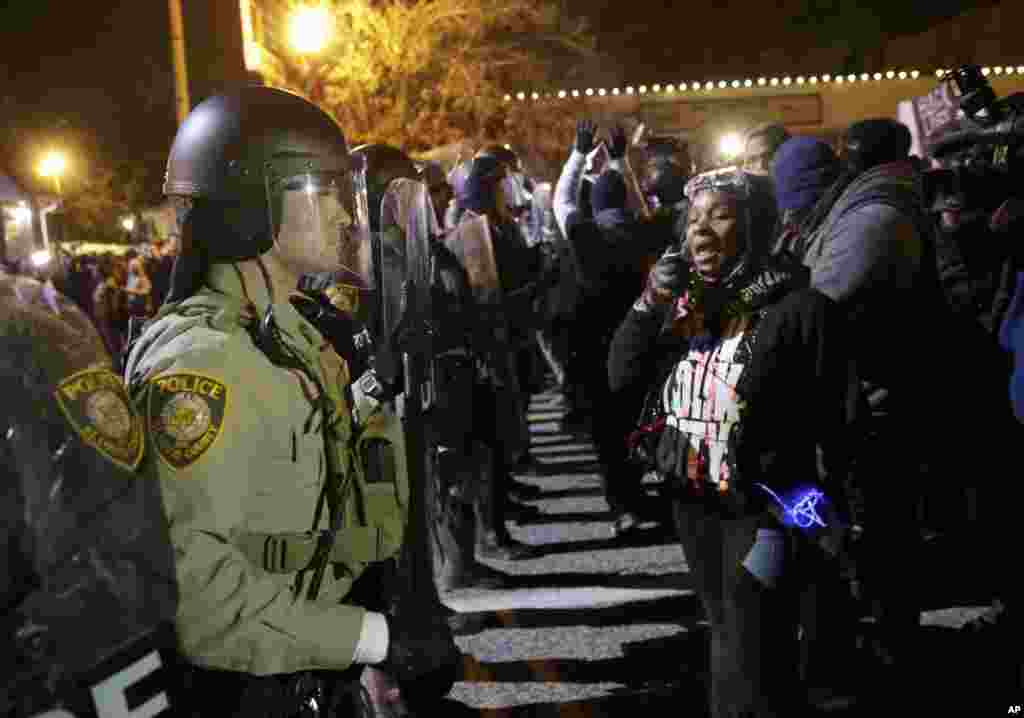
[672,501,800,718]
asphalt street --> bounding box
[435,387,1018,716]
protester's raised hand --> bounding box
[607,125,629,159]
[576,119,598,155]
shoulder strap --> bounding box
[235,527,397,575]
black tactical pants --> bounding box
[671,501,801,718]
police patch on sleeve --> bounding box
[54,368,144,471]
[325,282,361,315]
[147,372,228,470]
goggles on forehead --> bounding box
[684,167,751,201]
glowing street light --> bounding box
[37,150,68,195]
[288,5,331,54]
[719,132,744,161]
[9,204,32,225]
[121,216,136,233]
[30,249,52,268]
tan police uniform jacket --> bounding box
[123,262,408,676]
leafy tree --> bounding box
[0,98,154,245]
[251,0,596,165]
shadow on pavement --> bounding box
[448,593,701,633]
[460,636,705,686]
[470,689,710,718]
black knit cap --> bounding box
[842,118,912,173]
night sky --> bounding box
[0,0,992,190]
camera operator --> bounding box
[926,65,1024,687]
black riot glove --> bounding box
[575,119,598,155]
[642,249,690,306]
[607,124,629,160]
[382,613,462,705]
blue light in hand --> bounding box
[755,483,827,529]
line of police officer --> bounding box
[2,84,562,717]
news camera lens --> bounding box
[952,64,999,124]
[952,65,987,97]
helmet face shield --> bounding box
[275,170,371,280]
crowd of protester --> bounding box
[3,236,179,357]
[431,114,1023,714]
[4,103,1022,716]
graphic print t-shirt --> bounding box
[659,316,751,493]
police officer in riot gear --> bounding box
[1,271,180,718]
[351,144,420,235]
[122,86,460,717]
[349,143,421,385]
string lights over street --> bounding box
[503,65,1024,101]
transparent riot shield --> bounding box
[378,177,449,608]
[442,212,503,307]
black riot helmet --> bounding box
[350,143,418,233]
[164,85,363,262]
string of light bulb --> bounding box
[503,65,1024,102]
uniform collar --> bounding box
[204,261,320,349]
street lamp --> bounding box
[30,249,52,268]
[37,150,68,196]
[718,132,744,162]
[122,216,136,233]
[288,5,331,55]
[10,204,32,226]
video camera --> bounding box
[926,65,1024,216]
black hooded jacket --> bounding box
[608,250,854,516]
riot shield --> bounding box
[443,212,503,308]
[378,178,448,611]
[1,274,179,717]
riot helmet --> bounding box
[419,160,453,226]
[475,144,531,214]
[163,86,368,269]
[350,144,419,233]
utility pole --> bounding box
[168,0,190,126]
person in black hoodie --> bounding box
[608,168,854,717]
[554,120,673,533]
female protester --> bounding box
[91,254,128,356]
[608,168,855,717]
[124,250,154,318]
